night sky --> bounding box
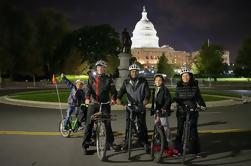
[8,0,251,62]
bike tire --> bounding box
[96,121,107,161]
[182,113,190,163]
[128,119,133,160]
[59,119,71,138]
[151,126,165,163]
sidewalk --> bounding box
[0,95,243,110]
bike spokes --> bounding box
[96,122,107,161]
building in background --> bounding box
[131,6,230,72]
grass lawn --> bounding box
[8,89,234,103]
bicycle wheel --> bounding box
[96,121,107,161]
[151,126,165,163]
[59,119,71,138]
[128,119,133,160]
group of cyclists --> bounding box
[61,59,207,158]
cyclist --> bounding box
[61,73,86,130]
[82,60,117,155]
[151,74,173,149]
[117,63,151,153]
[174,64,206,157]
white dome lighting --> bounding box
[131,6,159,48]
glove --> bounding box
[200,106,207,111]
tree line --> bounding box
[0,3,121,82]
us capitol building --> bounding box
[130,6,230,71]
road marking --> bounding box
[0,131,61,136]
[0,128,251,136]
[198,128,251,134]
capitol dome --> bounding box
[131,6,159,48]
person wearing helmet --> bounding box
[117,63,151,153]
[151,74,176,153]
[60,73,86,130]
[174,64,206,157]
[82,60,117,155]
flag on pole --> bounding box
[52,74,57,84]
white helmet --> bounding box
[180,64,192,75]
[129,64,140,71]
[95,60,107,67]
[75,79,84,84]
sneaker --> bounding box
[144,144,150,154]
[121,144,128,151]
[82,145,89,155]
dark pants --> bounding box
[124,109,148,145]
[82,103,114,148]
[175,111,200,154]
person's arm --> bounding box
[109,77,117,104]
[85,78,92,104]
[143,80,150,105]
[196,87,206,108]
[61,74,76,90]
[117,80,126,104]
[162,87,172,110]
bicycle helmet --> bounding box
[129,64,140,71]
[180,64,192,75]
[75,79,84,84]
[95,60,107,67]
[154,73,165,81]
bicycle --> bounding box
[150,110,166,163]
[179,105,202,163]
[90,101,111,161]
[122,103,141,160]
[59,104,87,138]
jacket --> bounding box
[117,76,150,110]
[151,84,172,116]
[62,76,85,106]
[175,80,206,111]
[85,73,117,103]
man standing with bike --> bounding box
[174,64,206,157]
[82,60,117,155]
[117,63,151,153]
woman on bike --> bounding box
[151,73,173,148]
[174,64,206,157]
[61,73,86,130]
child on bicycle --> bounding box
[151,73,177,156]
[61,73,87,130]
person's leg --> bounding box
[175,112,185,152]
[137,111,149,153]
[160,116,173,148]
[189,112,200,154]
[103,104,114,145]
[82,105,96,154]
[64,105,75,128]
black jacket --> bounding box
[117,76,150,108]
[175,80,206,111]
[85,74,117,103]
[151,85,172,116]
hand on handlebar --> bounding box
[116,99,121,105]
[85,99,90,105]
[199,106,207,111]
[111,99,116,105]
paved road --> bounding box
[1,90,251,166]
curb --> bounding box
[0,95,243,110]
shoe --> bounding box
[195,153,202,158]
[82,145,89,155]
[106,144,117,152]
[144,144,150,154]
[121,144,128,151]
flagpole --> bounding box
[53,74,64,120]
